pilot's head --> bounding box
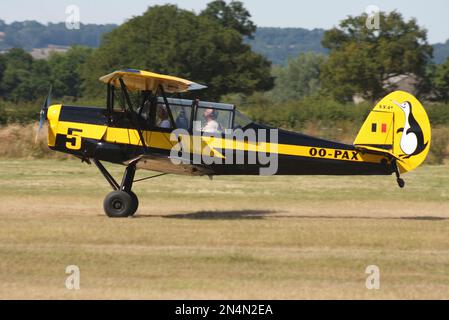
[203,108,217,120]
[157,104,168,119]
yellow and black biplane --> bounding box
[39,69,431,217]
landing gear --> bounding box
[103,191,135,218]
[93,159,139,218]
[392,160,405,189]
[127,191,139,216]
[396,177,405,188]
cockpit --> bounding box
[108,88,254,133]
[101,69,254,134]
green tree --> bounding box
[270,52,325,102]
[0,48,51,102]
[433,57,449,102]
[200,0,256,38]
[0,54,6,95]
[321,11,433,102]
[83,4,272,100]
[48,46,93,99]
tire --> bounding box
[127,191,139,216]
[103,191,133,218]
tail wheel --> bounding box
[104,191,135,218]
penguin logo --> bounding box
[392,100,428,159]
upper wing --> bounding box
[99,69,207,93]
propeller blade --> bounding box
[39,86,52,129]
[35,86,53,143]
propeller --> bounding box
[35,86,52,143]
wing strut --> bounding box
[119,78,149,151]
[159,84,177,130]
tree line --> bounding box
[0,2,448,120]
[0,19,116,51]
[2,19,449,65]
[1,1,274,104]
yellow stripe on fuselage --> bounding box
[53,121,385,164]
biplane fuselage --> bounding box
[42,69,431,217]
[47,104,393,176]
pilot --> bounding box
[202,108,222,133]
[157,104,171,129]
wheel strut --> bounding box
[93,159,119,190]
[92,159,139,217]
[392,160,405,189]
[120,163,136,193]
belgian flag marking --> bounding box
[371,123,387,133]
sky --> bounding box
[0,0,448,43]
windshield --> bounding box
[233,109,253,129]
[129,95,255,131]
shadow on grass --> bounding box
[399,216,448,221]
[134,210,449,221]
[138,210,278,220]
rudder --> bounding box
[354,91,431,173]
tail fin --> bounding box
[354,91,431,174]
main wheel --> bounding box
[103,191,134,218]
[127,191,139,216]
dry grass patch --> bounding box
[0,160,448,299]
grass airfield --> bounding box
[0,159,448,299]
